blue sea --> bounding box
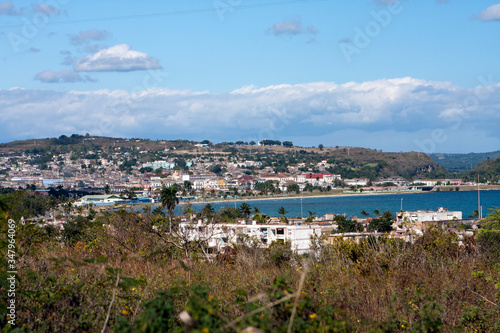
[180,190,500,219]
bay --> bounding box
[181,190,500,219]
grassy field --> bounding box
[2,206,500,332]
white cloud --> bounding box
[477,4,500,21]
[267,18,318,36]
[70,29,110,45]
[1,78,500,152]
[34,70,85,83]
[73,44,162,72]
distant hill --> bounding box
[469,157,500,182]
[0,134,447,180]
[430,151,500,172]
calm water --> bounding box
[180,190,500,219]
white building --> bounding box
[142,161,176,170]
[344,178,369,186]
[396,207,462,223]
[178,222,322,254]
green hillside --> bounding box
[468,157,500,182]
[430,151,500,171]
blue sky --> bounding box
[1,0,499,153]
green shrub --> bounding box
[477,230,500,263]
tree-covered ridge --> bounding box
[430,151,500,172]
[468,157,500,182]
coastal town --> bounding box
[0,136,491,204]
[1,137,494,256]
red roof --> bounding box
[306,174,326,179]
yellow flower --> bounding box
[121,309,130,316]
[201,328,209,333]
[309,313,317,321]
[208,295,214,301]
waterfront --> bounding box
[182,190,500,218]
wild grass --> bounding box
[2,211,500,332]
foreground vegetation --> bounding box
[1,191,500,332]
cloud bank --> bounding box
[1,77,499,152]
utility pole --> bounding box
[478,174,482,219]
[300,198,303,219]
[401,198,403,212]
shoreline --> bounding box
[177,190,425,206]
[100,186,499,211]
[179,186,500,206]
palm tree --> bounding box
[152,206,165,216]
[183,181,192,196]
[239,202,251,218]
[254,212,270,224]
[253,206,260,215]
[278,206,288,223]
[278,206,288,218]
[160,185,180,233]
[361,209,369,218]
[382,210,394,221]
[373,209,381,218]
[104,184,111,194]
[201,203,216,221]
[306,210,316,223]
